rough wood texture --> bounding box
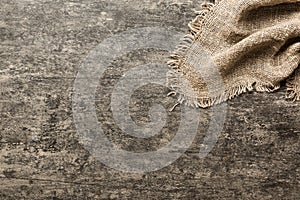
[0,0,299,199]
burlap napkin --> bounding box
[167,0,300,108]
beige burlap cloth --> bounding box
[167,0,300,108]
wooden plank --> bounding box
[0,0,299,199]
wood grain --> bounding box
[0,0,299,199]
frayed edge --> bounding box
[216,82,280,105]
[167,0,283,108]
[167,1,215,71]
[188,2,214,36]
[286,80,300,101]
[167,34,194,71]
[167,1,216,108]
[167,69,203,108]
[167,69,281,108]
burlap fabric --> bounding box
[167,0,300,108]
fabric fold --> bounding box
[167,0,300,108]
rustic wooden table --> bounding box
[0,0,299,199]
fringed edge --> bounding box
[167,1,218,109]
[168,71,281,109]
[167,1,283,108]
[210,82,281,107]
[188,2,214,36]
[167,1,215,70]
[286,79,300,101]
[167,69,202,109]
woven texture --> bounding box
[167,0,300,108]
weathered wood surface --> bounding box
[0,0,299,199]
